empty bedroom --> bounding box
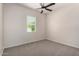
[1,3,79,56]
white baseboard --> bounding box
[48,38,79,49]
[5,39,45,49]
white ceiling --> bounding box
[23,3,49,9]
[21,3,56,14]
[21,3,75,14]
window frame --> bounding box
[26,16,36,32]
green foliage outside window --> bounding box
[27,16,36,32]
[27,23,35,32]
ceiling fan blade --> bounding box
[45,3,55,8]
[40,3,44,7]
[40,3,42,6]
[45,8,52,11]
[41,10,43,13]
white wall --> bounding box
[4,3,46,48]
[5,3,79,49]
[0,3,3,55]
[47,4,79,48]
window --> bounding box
[27,16,36,32]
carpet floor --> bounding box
[2,39,79,56]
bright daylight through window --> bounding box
[27,16,36,32]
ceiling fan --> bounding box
[38,3,55,14]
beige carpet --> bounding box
[2,39,79,56]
